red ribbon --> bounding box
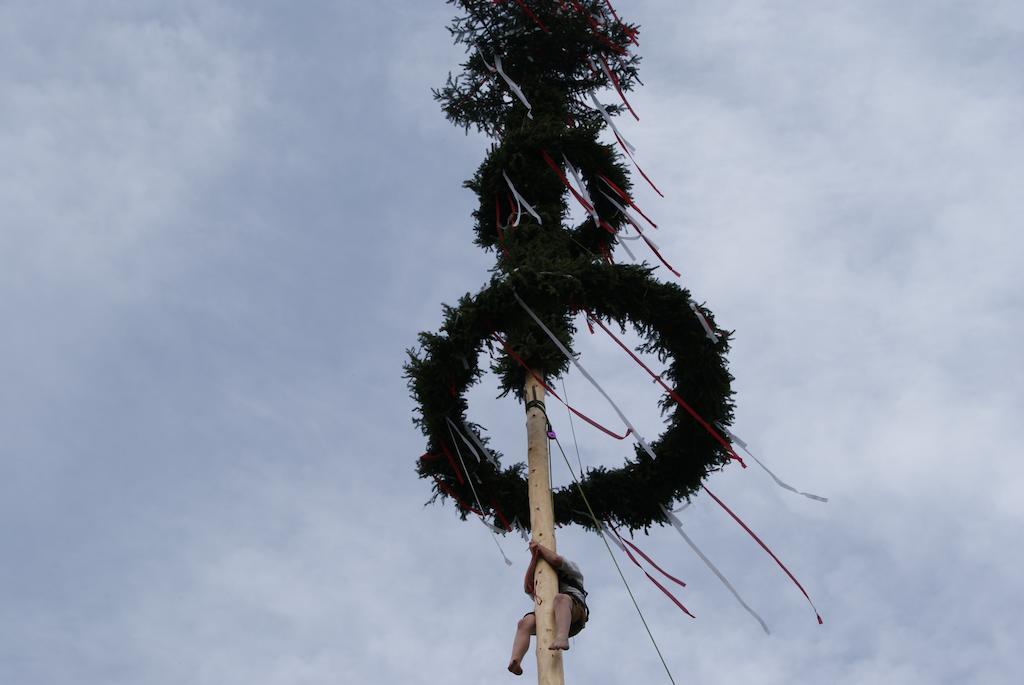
[600,0,639,47]
[439,441,465,485]
[702,486,823,625]
[600,54,639,121]
[567,0,627,54]
[597,173,657,229]
[540,150,617,235]
[610,526,695,618]
[639,235,681,277]
[612,130,664,197]
[541,149,595,216]
[617,531,687,589]
[506,191,518,226]
[491,331,633,441]
[491,500,513,532]
[585,312,746,468]
[433,477,483,516]
[511,0,550,33]
[494,195,510,258]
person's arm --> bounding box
[524,547,540,596]
[528,540,563,569]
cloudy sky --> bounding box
[2,1,1021,683]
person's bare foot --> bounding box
[508,659,523,675]
[548,639,570,651]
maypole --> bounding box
[524,377,563,684]
[405,1,824,681]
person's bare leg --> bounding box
[548,594,572,651]
[508,614,535,675]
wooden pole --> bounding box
[525,375,566,685]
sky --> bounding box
[1,1,1021,683]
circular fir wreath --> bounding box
[406,259,736,533]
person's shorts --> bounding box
[523,594,589,637]
[568,595,589,637]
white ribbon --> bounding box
[484,521,508,536]
[602,522,627,552]
[715,423,828,503]
[599,189,663,264]
[618,237,637,261]
[514,292,657,461]
[595,188,638,259]
[446,420,513,565]
[688,299,720,344]
[662,506,770,634]
[494,54,533,119]
[486,523,514,566]
[562,154,599,223]
[512,518,531,543]
[502,170,543,225]
[590,93,636,155]
[598,189,639,229]
[445,417,481,463]
[461,419,501,469]
[478,48,496,72]
[590,56,638,120]
[598,189,659,247]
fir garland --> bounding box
[405,0,736,532]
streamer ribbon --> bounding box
[594,54,639,120]
[514,292,657,461]
[702,486,823,624]
[688,299,720,344]
[601,522,627,552]
[598,189,681,277]
[510,0,550,33]
[714,423,828,502]
[601,0,638,46]
[585,313,746,468]
[447,421,513,566]
[541,149,594,216]
[616,528,688,589]
[446,416,500,469]
[491,331,633,441]
[433,477,480,515]
[598,173,657,229]
[512,518,531,542]
[591,93,637,155]
[542,151,617,234]
[503,170,543,225]
[563,154,599,223]
[609,525,695,618]
[589,94,661,198]
[462,420,501,469]
[567,0,627,54]
[439,441,465,484]
[494,54,533,119]
[446,417,481,463]
[661,505,770,634]
[617,234,637,261]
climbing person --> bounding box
[507,540,589,676]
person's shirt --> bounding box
[557,558,587,608]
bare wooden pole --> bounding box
[525,375,566,685]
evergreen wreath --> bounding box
[405,0,737,533]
